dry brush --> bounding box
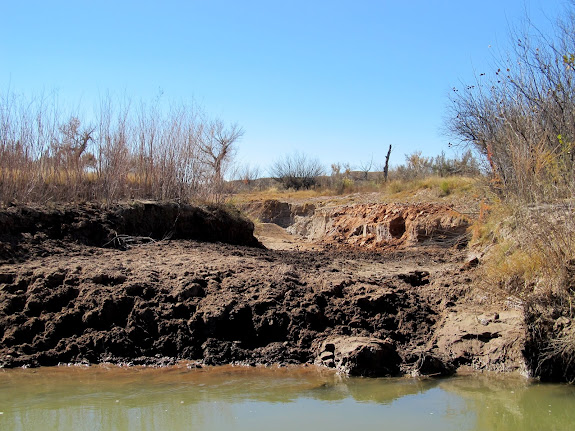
[0,91,242,205]
[447,6,575,381]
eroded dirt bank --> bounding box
[0,201,261,263]
[243,200,471,250]
[0,202,526,377]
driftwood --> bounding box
[103,234,156,250]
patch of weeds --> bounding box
[439,180,451,196]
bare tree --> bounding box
[446,6,575,202]
[199,119,244,195]
[56,117,94,170]
[235,163,261,187]
[270,152,324,190]
[357,155,373,181]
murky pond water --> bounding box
[0,365,574,431]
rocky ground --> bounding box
[0,200,527,377]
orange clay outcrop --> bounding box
[288,203,470,250]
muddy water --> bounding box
[0,365,574,431]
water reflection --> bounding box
[440,375,575,431]
[0,365,574,431]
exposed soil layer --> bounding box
[0,202,528,377]
[243,200,471,250]
[289,202,471,250]
[0,202,261,263]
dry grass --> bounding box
[231,187,329,204]
[385,175,480,199]
[0,91,241,205]
[475,202,575,296]
[472,201,575,380]
[541,324,575,382]
[232,175,483,207]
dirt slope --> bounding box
[0,201,527,377]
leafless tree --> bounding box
[234,163,261,189]
[446,6,575,202]
[54,117,94,170]
[270,152,325,190]
[199,119,244,197]
[357,155,373,181]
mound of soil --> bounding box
[0,202,261,263]
[0,202,528,378]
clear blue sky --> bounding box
[0,0,568,173]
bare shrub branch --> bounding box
[446,8,575,203]
[270,152,325,190]
[0,90,242,205]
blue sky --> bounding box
[0,0,568,173]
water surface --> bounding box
[0,365,574,430]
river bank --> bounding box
[0,201,529,378]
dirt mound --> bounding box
[0,202,261,262]
[0,232,525,377]
[0,201,531,379]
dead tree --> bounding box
[199,119,244,196]
[383,144,392,182]
[358,156,373,181]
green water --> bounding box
[0,365,574,431]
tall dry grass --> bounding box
[0,90,241,205]
[446,5,575,380]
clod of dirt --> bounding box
[398,271,430,287]
[314,336,401,377]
